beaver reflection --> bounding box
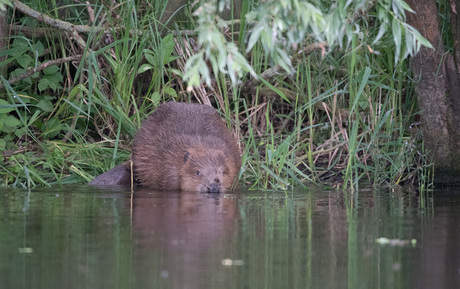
[131,189,240,288]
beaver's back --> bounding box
[146,102,229,136]
[133,102,238,156]
[132,102,241,192]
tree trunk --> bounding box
[449,0,460,153]
[405,0,460,185]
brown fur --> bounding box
[131,102,241,193]
[88,161,132,186]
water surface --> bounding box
[0,186,459,289]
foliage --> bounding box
[0,0,433,192]
[183,0,256,89]
[0,0,12,11]
[185,0,432,87]
[137,33,179,101]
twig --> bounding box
[14,1,100,34]
[8,24,62,38]
[86,1,95,24]
[14,0,93,49]
[0,55,82,89]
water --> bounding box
[0,185,459,289]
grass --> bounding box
[0,0,433,192]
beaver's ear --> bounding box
[184,151,190,163]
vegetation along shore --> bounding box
[3,0,458,192]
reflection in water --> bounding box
[131,189,240,288]
[0,186,459,289]
[412,190,460,289]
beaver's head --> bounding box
[180,148,235,193]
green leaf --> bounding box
[401,0,415,13]
[392,0,403,17]
[14,127,26,139]
[27,110,41,127]
[145,53,155,66]
[11,67,26,78]
[164,55,178,65]
[0,0,13,10]
[30,71,40,79]
[0,46,27,59]
[377,6,387,20]
[406,23,433,49]
[150,91,161,103]
[4,115,21,128]
[12,67,33,85]
[42,118,63,138]
[162,87,177,98]
[169,68,183,78]
[138,63,153,74]
[258,76,291,104]
[44,65,60,75]
[17,54,33,69]
[34,40,45,56]
[38,74,62,91]
[358,100,368,110]
[1,120,14,133]
[187,72,201,89]
[38,78,50,91]
[62,99,90,118]
[373,22,388,44]
[246,24,264,53]
[392,17,402,62]
[160,33,176,64]
[12,37,29,57]
[0,99,14,114]
[46,72,63,84]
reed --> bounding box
[0,0,433,192]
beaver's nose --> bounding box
[208,183,220,193]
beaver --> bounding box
[88,161,132,186]
[131,102,241,193]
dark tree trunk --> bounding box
[405,0,460,185]
[449,1,460,146]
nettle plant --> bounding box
[1,36,66,151]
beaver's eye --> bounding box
[196,171,200,176]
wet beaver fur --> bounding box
[131,102,241,193]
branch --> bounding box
[14,0,95,49]
[14,0,100,34]
[8,24,62,38]
[0,55,82,89]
